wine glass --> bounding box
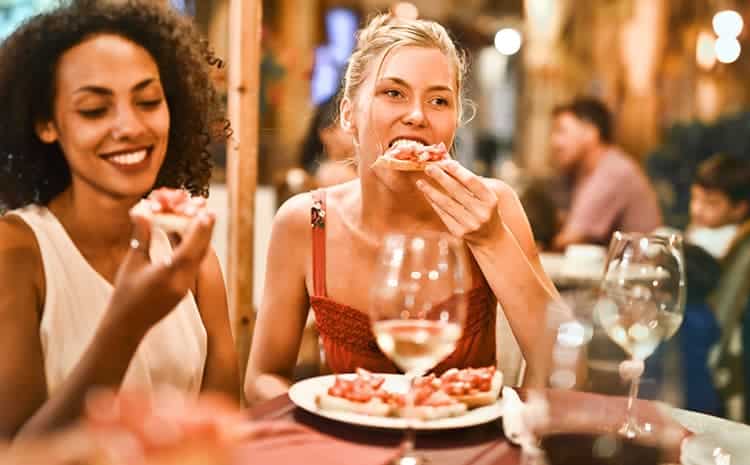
[369,232,469,465]
[596,232,685,438]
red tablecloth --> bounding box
[245,389,689,465]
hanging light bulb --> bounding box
[713,10,743,38]
[715,36,741,63]
[494,28,522,56]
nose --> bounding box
[402,100,427,127]
[111,104,146,140]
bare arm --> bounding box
[1,216,149,439]
[416,162,561,385]
[0,218,50,438]
[244,194,311,405]
[12,210,216,438]
[489,181,559,298]
[195,248,240,400]
[473,183,565,385]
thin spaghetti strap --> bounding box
[311,189,328,297]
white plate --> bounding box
[681,431,750,465]
[288,373,506,430]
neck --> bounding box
[357,169,445,237]
[48,182,139,251]
[577,144,609,179]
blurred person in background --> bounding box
[687,153,750,259]
[688,155,750,422]
[299,93,358,188]
[678,244,722,415]
[550,97,662,250]
[0,0,239,438]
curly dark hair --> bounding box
[0,0,226,208]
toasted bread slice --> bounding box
[371,155,433,171]
[315,393,393,417]
[372,140,450,171]
[151,213,192,235]
[398,402,468,420]
[450,370,503,408]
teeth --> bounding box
[108,150,148,166]
[391,139,426,148]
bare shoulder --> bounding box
[272,191,315,232]
[0,214,44,307]
[0,214,41,258]
[272,181,359,235]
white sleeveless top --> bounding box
[10,205,207,396]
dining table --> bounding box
[248,390,520,465]
[244,385,750,465]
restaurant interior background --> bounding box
[3,0,750,411]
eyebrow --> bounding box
[73,78,159,96]
[379,76,454,93]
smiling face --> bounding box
[343,45,458,175]
[36,33,170,201]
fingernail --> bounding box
[416,180,425,189]
[424,166,435,175]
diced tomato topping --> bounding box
[146,188,205,215]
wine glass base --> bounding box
[618,420,654,439]
[394,453,429,465]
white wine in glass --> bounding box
[597,231,686,438]
[369,232,469,465]
[373,320,463,377]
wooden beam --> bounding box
[226,0,262,393]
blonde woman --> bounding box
[245,13,558,403]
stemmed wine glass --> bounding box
[596,232,685,438]
[369,232,469,465]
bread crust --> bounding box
[315,393,393,417]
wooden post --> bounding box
[226,0,262,392]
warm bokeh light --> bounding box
[494,28,522,56]
[696,31,717,70]
[712,10,743,38]
[715,36,741,64]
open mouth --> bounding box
[388,137,430,148]
[101,146,153,167]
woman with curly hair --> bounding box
[0,0,238,438]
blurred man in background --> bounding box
[550,97,662,250]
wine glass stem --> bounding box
[623,370,641,438]
[402,374,417,457]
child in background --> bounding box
[688,154,750,259]
[679,244,723,414]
